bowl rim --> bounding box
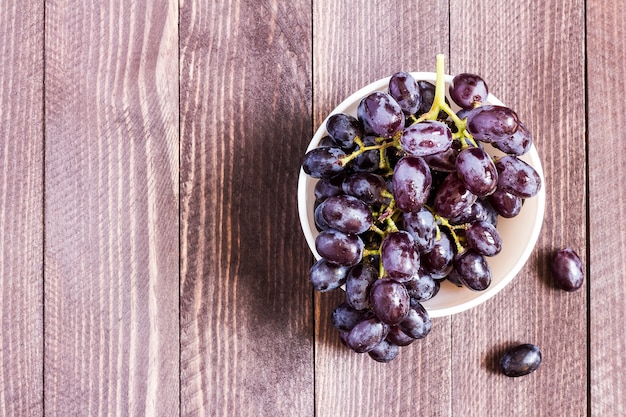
[298,72,546,318]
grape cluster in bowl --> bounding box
[298,55,545,362]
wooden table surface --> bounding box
[1,0,623,416]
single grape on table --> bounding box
[302,54,544,362]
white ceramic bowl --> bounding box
[298,72,545,318]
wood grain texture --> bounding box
[178,1,314,416]
[44,0,180,415]
[587,1,626,415]
[0,2,44,416]
[313,1,453,416]
[450,1,587,416]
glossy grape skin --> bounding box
[433,172,478,218]
[342,172,389,206]
[386,326,415,346]
[488,188,523,218]
[492,121,532,155]
[400,120,453,157]
[389,71,421,115]
[402,208,437,253]
[314,175,344,203]
[345,262,379,310]
[345,316,390,353]
[449,198,498,226]
[326,113,363,149]
[495,155,542,198]
[421,232,455,279]
[423,145,460,172]
[453,249,492,291]
[357,91,405,138]
[332,302,366,332]
[465,221,502,256]
[398,302,432,339]
[455,147,498,197]
[309,258,350,292]
[368,339,400,363]
[551,248,584,291]
[416,80,448,118]
[449,73,489,109]
[369,278,411,326]
[466,105,519,143]
[392,156,432,213]
[404,271,440,302]
[381,231,421,282]
[499,344,542,377]
[315,229,364,267]
[319,195,373,234]
[314,203,330,231]
[302,147,347,179]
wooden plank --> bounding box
[312,2,452,416]
[43,0,180,414]
[587,1,626,414]
[178,1,314,416]
[0,2,44,416]
[449,1,587,416]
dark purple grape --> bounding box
[433,172,478,218]
[446,268,464,287]
[345,262,379,310]
[369,278,411,326]
[315,229,364,267]
[449,73,489,109]
[466,105,519,143]
[309,258,350,292]
[392,156,432,213]
[357,91,405,138]
[319,195,373,234]
[488,188,523,218]
[302,147,347,179]
[492,121,532,155]
[465,221,502,256]
[314,203,330,231]
[499,343,542,377]
[381,231,420,282]
[453,249,492,291]
[386,326,415,346]
[345,316,389,353]
[404,271,440,302]
[416,81,448,118]
[326,113,363,149]
[389,71,421,115]
[402,208,437,253]
[342,172,389,206]
[422,145,460,172]
[449,198,498,226]
[421,233,455,279]
[353,135,381,172]
[332,302,366,331]
[551,248,584,291]
[400,120,452,157]
[455,147,498,197]
[495,155,542,198]
[398,302,432,339]
[368,339,399,363]
[314,175,344,203]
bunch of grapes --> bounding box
[301,55,542,362]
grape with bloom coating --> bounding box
[449,73,488,109]
[500,343,542,377]
[389,71,421,115]
[302,147,347,179]
[315,229,363,267]
[488,188,523,218]
[495,155,542,198]
[551,248,584,291]
[392,156,432,213]
[466,105,519,143]
[465,221,502,256]
[345,262,378,310]
[453,249,492,291]
[345,316,389,353]
[368,339,400,363]
[492,121,532,155]
[342,172,389,206]
[455,147,498,197]
[326,113,363,149]
[398,302,432,339]
[369,278,411,326]
[319,194,373,234]
[421,232,455,279]
[357,91,405,138]
[400,120,452,157]
[381,231,421,282]
[433,172,478,218]
[402,208,437,253]
[309,259,350,292]
[332,302,366,331]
